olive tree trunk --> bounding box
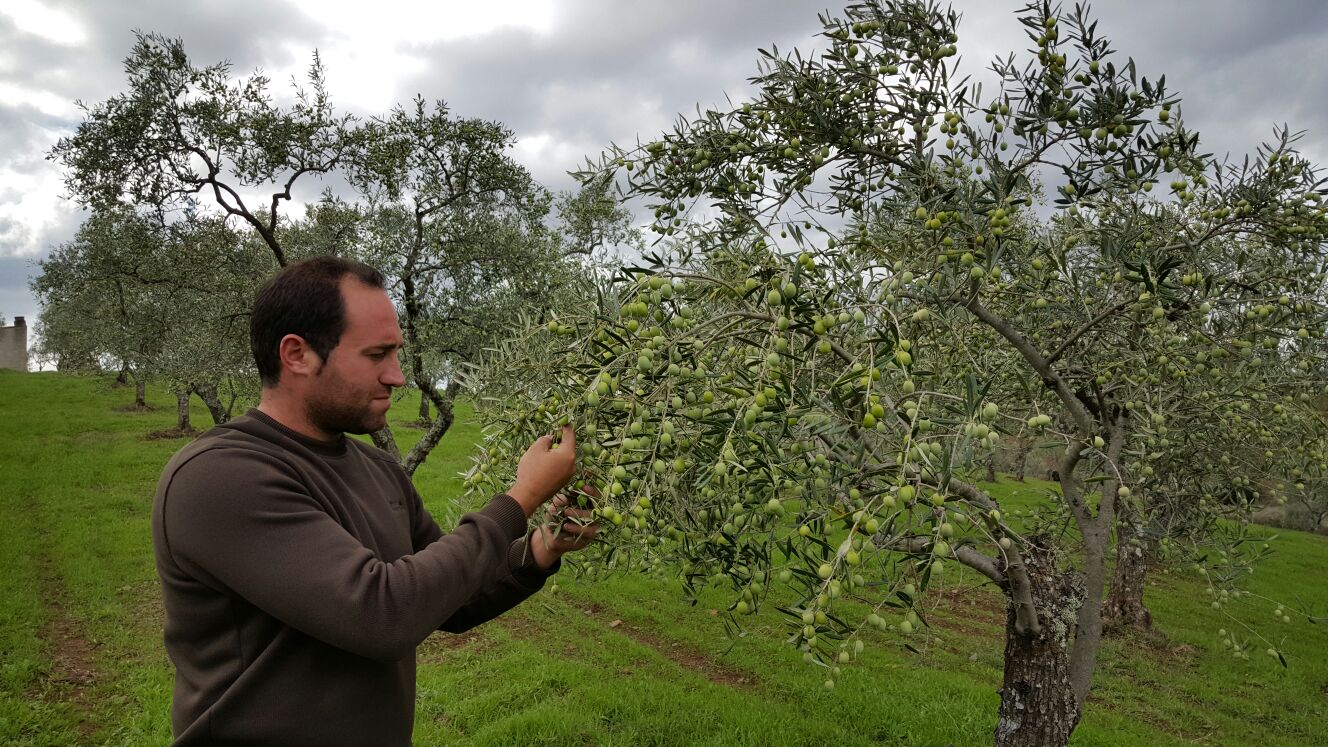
[418,390,430,423]
[943,476,1106,747]
[1013,443,1033,482]
[366,267,462,477]
[134,377,147,408]
[190,383,232,426]
[175,390,194,432]
[994,539,1086,747]
[1104,510,1153,628]
[369,384,460,477]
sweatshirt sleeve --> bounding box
[158,447,529,662]
[407,483,558,633]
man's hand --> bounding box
[507,425,576,517]
[530,487,600,570]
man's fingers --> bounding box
[557,520,592,535]
[568,522,599,543]
[533,434,554,450]
[560,425,576,451]
[554,521,598,544]
[550,507,598,534]
[562,484,598,508]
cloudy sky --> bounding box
[2,0,1326,343]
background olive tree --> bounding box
[31,209,272,426]
[345,98,588,474]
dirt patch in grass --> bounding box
[493,610,548,640]
[922,584,1007,642]
[560,597,760,689]
[146,427,198,440]
[418,629,495,663]
[931,584,1005,619]
[1105,623,1197,665]
[31,558,103,741]
[613,622,760,689]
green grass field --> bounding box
[1,370,1325,745]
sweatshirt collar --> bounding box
[245,408,350,457]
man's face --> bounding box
[305,279,406,436]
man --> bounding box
[151,256,596,745]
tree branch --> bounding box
[964,295,1094,436]
[925,475,1041,635]
[1044,297,1134,366]
[954,545,1007,586]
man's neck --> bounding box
[256,392,341,443]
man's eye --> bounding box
[370,352,389,360]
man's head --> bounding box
[250,256,406,436]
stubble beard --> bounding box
[306,367,388,436]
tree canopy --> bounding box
[468,2,1327,744]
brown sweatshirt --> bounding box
[151,408,554,746]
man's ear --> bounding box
[277,334,322,378]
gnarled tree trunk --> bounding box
[1104,509,1153,628]
[370,426,402,462]
[190,383,231,425]
[134,377,147,408]
[1013,443,1032,482]
[995,539,1085,747]
[175,390,194,433]
[369,391,458,474]
[402,392,456,477]
[417,391,430,423]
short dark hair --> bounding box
[250,256,386,387]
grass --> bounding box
[1,369,1325,745]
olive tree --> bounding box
[467,2,1326,745]
[32,208,272,425]
[33,208,175,408]
[555,173,645,265]
[50,32,357,268]
[345,98,587,474]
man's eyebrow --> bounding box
[364,342,404,352]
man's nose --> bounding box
[384,355,407,387]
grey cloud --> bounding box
[0,217,29,252]
[383,0,1328,197]
[387,1,827,190]
[0,255,43,291]
[1,1,320,122]
[0,103,69,178]
[0,195,84,260]
[3,0,1328,325]
[0,254,45,329]
[65,0,319,82]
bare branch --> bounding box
[954,545,1006,586]
[964,295,1095,437]
[1044,298,1134,366]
